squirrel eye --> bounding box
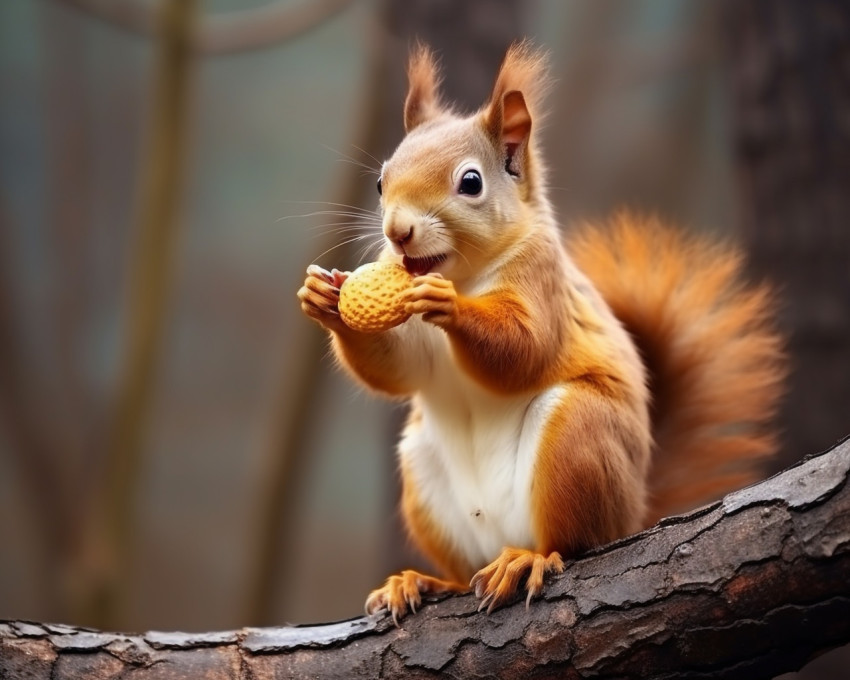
[458,170,483,196]
[376,177,383,196]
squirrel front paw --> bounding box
[404,273,458,327]
[297,265,349,332]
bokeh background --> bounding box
[1,0,848,674]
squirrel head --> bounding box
[378,41,551,284]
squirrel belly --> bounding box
[395,323,568,580]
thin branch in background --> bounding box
[73,0,199,629]
[199,0,354,54]
[48,0,157,37]
[49,0,356,55]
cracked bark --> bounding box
[2,436,849,679]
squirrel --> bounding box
[297,41,786,622]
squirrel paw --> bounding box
[365,570,467,626]
[404,274,458,327]
[297,265,349,332]
[470,548,564,613]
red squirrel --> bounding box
[297,42,786,622]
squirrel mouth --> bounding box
[403,253,448,276]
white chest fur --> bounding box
[397,321,567,569]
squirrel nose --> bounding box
[397,226,414,246]
[386,223,415,247]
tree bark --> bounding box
[2,436,849,679]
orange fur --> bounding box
[330,330,413,397]
[299,42,786,621]
[568,213,787,522]
[446,230,569,393]
[533,383,650,554]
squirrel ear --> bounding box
[486,90,532,177]
[482,41,549,177]
[404,43,442,132]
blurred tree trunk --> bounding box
[0,196,70,618]
[722,0,850,470]
[42,0,99,623]
[66,0,199,630]
[0,2,100,624]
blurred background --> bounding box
[0,0,848,674]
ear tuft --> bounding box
[483,41,551,177]
[404,42,443,132]
[487,40,551,124]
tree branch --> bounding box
[50,0,355,55]
[2,437,849,678]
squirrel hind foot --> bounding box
[365,570,468,625]
[470,547,564,613]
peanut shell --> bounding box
[339,262,413,333]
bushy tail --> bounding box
[569,212,787,524]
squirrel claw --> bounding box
[470,548,564,613]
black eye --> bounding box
[458,170,483,196]
[376,177,383,196]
